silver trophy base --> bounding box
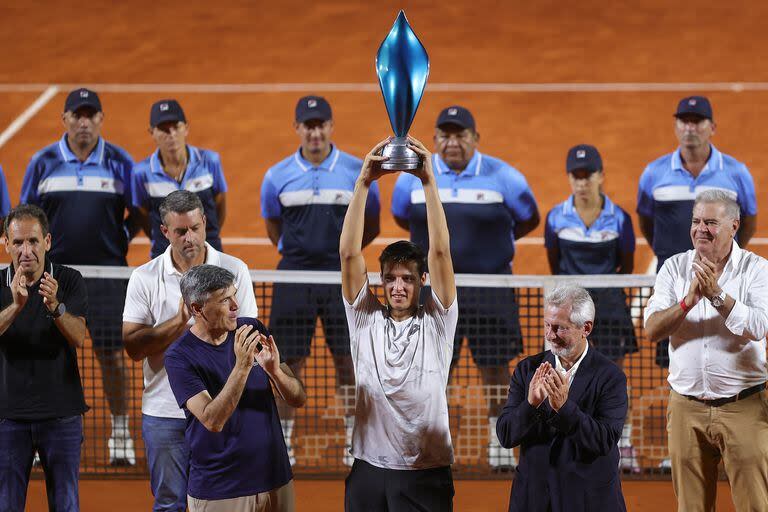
[380,136,422,171]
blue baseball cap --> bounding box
[674,96,713,120]
[295,96,332,123]
[436,105,476,131]
[150,99,187,127]
[566,144,603,173]
[64,88,102,113]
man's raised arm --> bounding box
[407,137,456,307]
[340,138,390,303]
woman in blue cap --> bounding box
[543,143,639,473]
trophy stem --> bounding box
[381,136,422,171]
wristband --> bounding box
[679,297,691,313]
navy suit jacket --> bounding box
[496,348,627,512]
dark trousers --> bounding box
[345,459,454,512]
[0,415,83,512]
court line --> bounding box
[128,236,768,246]
[0,85,59,149]
[1,82,768,94]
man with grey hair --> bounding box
[122,190,257,511]
[644,189,768,511]
[496,283,627,512]
[165,265,304,511]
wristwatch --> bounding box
[709,291,726,308]
[51,302,66,319]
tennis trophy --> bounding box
[375,10,430,171]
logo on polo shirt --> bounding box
[80,90,89,98]
[308,99,317,108]
[689,99,697,106]
[576,150,586,159]
[160,103,169,111]
[448,108,458,116]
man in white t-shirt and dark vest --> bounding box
[339,136,458,511]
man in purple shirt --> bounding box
[165,265,306,511]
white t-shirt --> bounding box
[344,283,458,470]
[123,243,258,418]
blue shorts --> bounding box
[451,286,523,368]
[588,288,638,361]
[268,283,350,362]
[85,278,127,351]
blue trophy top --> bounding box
[375,10,430,138]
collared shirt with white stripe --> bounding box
[637,144,757,267]
[132,145,228,258]
[644,241,768,399]
[20,134,134,266]
[391,151,537,274]
[545,194,635,275]
[260,145,380,270]
[122,242,258,418]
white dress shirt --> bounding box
[555,342,589,385]
[644,241,768,399]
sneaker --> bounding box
[108,436,136,466]
[658,457,672,473]
[619,445,641,474]
[33,452,41,467]
[488,441,516,471]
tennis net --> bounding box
[40,267,669,478]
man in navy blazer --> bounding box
[496,284,627,512]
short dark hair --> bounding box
[4,204,49,237]
[379,240,426,276]
[159,190,204,225]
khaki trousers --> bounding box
[188,480,295,512]
[667,389,768,512]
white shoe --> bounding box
[488,442,516,470]
[108,436,136,466]
[659,458,672,469]
[488,417,516,470]
[33,452,41,467]
[619,445,641,474]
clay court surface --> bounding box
[1,0,765,510]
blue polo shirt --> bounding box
[637,144,757,266]
[0,165,12,218]
[20,135,134,266]
[132,145,228,258]
[260,145,380,270]
[164,318,292,500]
[545,194,635,275]
[391,151,538,274]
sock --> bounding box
[619,422,633,447]
[111,414,130,438]
[344,416,354,445]
[281,418,294,445]
[489,416,500,445]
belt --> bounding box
[684,382,766,407]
